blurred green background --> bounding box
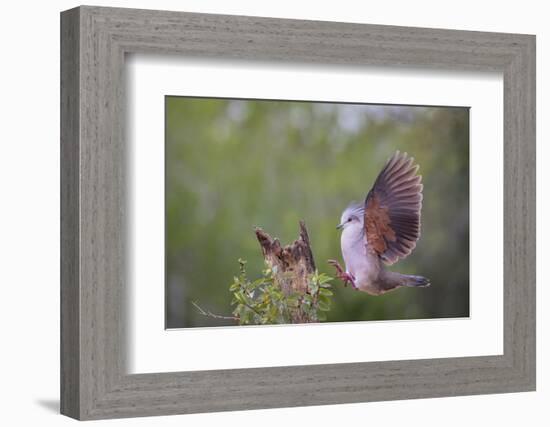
[165,97,469,328]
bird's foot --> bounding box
[327,260,357,289]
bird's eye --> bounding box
[348,217,352,222]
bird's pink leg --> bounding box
[327,259,357,290]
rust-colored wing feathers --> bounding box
[364,193,396,254]
[364,152,423,265]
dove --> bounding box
[328,151,430,295]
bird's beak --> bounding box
[336,223,345,230]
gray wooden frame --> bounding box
[60,5,536,420]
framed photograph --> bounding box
[60,6,535,420]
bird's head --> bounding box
[337,202,364,231]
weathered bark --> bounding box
[254,221,317,323]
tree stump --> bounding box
[254,221,317,323]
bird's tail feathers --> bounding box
[402,274,430,288]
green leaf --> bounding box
[234,292,248,306]
[318,274,333,285]
[268,305,279,319]
[309,282,319,293]
[318,300,330,311]
[286,295,299,307]
[318,294,331,306]
[319,288,333,297]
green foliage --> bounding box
[229,259,334,325]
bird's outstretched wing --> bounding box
[364,151,423,265]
